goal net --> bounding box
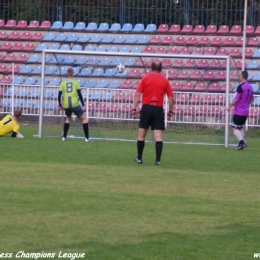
[38,49,239,147]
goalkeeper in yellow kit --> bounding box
[0,109,23,138]
[58,68,91,142]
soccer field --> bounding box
[0,126,259,260]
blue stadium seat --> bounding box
[107,46,118,52]
[2,99,10,108]
[108,80,121,89]
[252,49,260,58]
[71,44,82,51]
[16,88,28,97]
[42,32,55,41]
[46,101,57,110]
[63,55,75,64]
[45,66,56,75]
[124,57,135,66]
[54,33,67,41]
[75,56,87,65]
[34,101,47,110]
[111,57,123,65]
[144,23,157,33]
[60,44,70,50]
[252,72,260,81]
[27,54,41,63]
[137,35,149,44]
[23,100,33,109]
[47,77,60,86]
[92,68,104,76]
[120,23,133,32]
[74,22,86,30]
[87,56,99,65]
[79,68,92,76]
[99,57,111,66]
[13,99,22,108]
[89,90,102,100]
[55,66,67,76]
[84,45,95,52]
[113,35,125,44]
[77,79,84,87]
[109,23,121,32]
[72,67,80,76]
[103,68,116,77]
[28,87,40,98]
[84,79,96,88]
[43,89,53,99]
[95,45,106,52]
[101,35,114,43]
[132,23,145,32]
[23,77,36,85]
[19,65,32,74]
[50,54,63,63]
[65,33,78,42]
[85,22,97,31]
[96,79,108,88]
[62,21,74,30]
[51,21,63,30]
[48,43,59,50]
[119,46,130,53]
[102,91,114,100]
[246,60,260,69]
[36,77,48,85]
[77,34,89,43]
[251,84,259,93]
[97,22,109,32]
[125,35,137,44]
[4,88,16,97]
[131,46,142,53]
[35,43,47,52]
[89,34,102,43]
[13,76,24,84]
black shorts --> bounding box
[139,104,165,131]
[64,105,84,118]
[231,114,248,129]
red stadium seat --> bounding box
[96,103,107,112]
[120,80,133,89]
[249,108,260,118]
[193,82,207,92]
[183,106,196,115]
[127,69,141,78]
[189,94,201,104]
[208,107,222,117]
[204,48,216,55]
[20,32,32,41]
[0,42,12,51]
[161,36,174,45]
[230,71,239,81]
[229,25,242,35]
[155,47,166,54]
[247,37,260,47]
[143,46,154,53]
[27,20,40,29]
[192,25,205,34]
[184,59,197,68]
[210,37,223,46]
[167,70,177,79]
[8,31,20,40]
[172,59,184,68]
[4,19,16,28]
[216,48,229,56]
[0,64,8,73]
[168,47,178,54]
[198,37,210,46]
[244,49,253,58]
[186,36,198,45]
[113,92,126,101]
[196,106,208,116]
[140,68,151,77]
[107,104,120,113]
[146,58,156,67]
[217,25,229,34]
[0,31,8,40]
[170,82,182,91]
[132,81,140,89]
[223,37,235,46]
[202,71,215,80]
[172,105,183,116]
[11,42,24,51]
[168,24,180,33]
[39,20,51,30]
[234,37,246,46]
[209,59,221,69]
[16,20,28,29]
[149,36,162,44]
[191,48,203,55]
[23,43,35,52]
[254,26,260,35]
[189,71,203,80]
[174,36,186,45]
[213,94,225,105]
[156,24,169,33]
[214,71,226,81]
[0,76,12,84]
[229,48,241,58]
[0,19,4,28]
[235,60,246,70]
[162,59,172,67]
[31,32,43,41]
[3,53,17,62]
[202,94,214,104]
[205,25,217,34]
[245,25,254,35]
[7,64,20,73]
[121,104,133,113]
[176,93,189,104]
[16,54,28,63]
[181,82,194,91]
[0,53,4,61]
[197,59,209,69]
[179,47,191,55]
[135,58,147,67]
[181,24,193,34]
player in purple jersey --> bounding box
[227,71,254,150]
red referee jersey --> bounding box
[137,72,173,106]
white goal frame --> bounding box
[38,49,232,147]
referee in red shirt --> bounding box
[132,60,174,165]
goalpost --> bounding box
[38,49,239,147]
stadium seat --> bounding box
[113,35,125,44]
[0,42,12,51]
[168,47,178,54]
[101,90,113,100]
[229,48,241,58]
[20,32,32,41]
[247,37,260,47]
[252,72,260,81]
[125,35,137,44]
[47,78,60,86]
[155,47,166,54]
[176,93,189,104]
[4,53,17,62]
[177,70,189,80]
[192,47,203,55]
[201,93,214,104]
[8,31,20,40]
[103,68,116,77]
[198,37,210,46]
[119,46,130,53]
[193,82,207,92]
[251,84,259,93]
[87,56,99,65]
[216,48,229,56]
[35,43,47,52]
[108,46,118,52]
[127,69,141,78]
[96,103,107,112]
[181,24,193,34]
[101,35,114,43]
[107,80,121,89]
[209,60,221,70]
[92,68,104,77]
[83,79,95,88]
[23,43,35,52]
[23,77,36,85]
[13,100,22,109]
[234,37,245,46]
[252,96,260,106]
[189,71,203,80]
[97,22,109,32]
[72,44,82,51]
[192,25,205,34]
[99,57,111,66]
[48,43,60,50]
[31,65,42,75]
[42,32,55,41]
[184,59,197,68]
[77,34,89,43]
[39,20,51,30]
[136,35,149,44]
[202,71,215,80]
[245,48,253,58]
[84,45,95,52]
[66,33,78,42]
[208,106,222,117]
[120,80,132,89]
[111,57,123,66]
[149,36,162,44]
[0,53,4,61]
[144,24,156,33]
[45,66,56,75]
[168,24,180,33]
[78,68,91,77]
[210,37,223,46]
[170,82,182,91]
[143,46,154,53]
[120,23,133,32]
[0,76,11,85]
[51,21,63,30]
[204,25,217,34]
[0,64,8,73]
[254,26,260,35]
[229,25,242,35]
[94,45,105,52]
[19,65,32,74]
[245,25,255,35]
[16,20,27,29]
[109,23,121,32]
[161,58,172,67]
[131,46,142,53]
[161,36,174,45]
[13,76,24,85]
[174,36,186,45]
[179,47,190,55]
[252,49,260,58]
[213,94,225,105]
[89,34,102,43]
[4,19,16,28]
[235,60,246,70]
[72,67,80,76]
[217,25,229,34]
[54,33,67,41]
[196,106,208,116]
[0,19,5,27]
[60,44,70,50]
[189,94,201,104]
[223,37,235,46]
[89,91,102,101]
[214,71,226,80]
[182,82,194,91]
[121,104,133,113]
[0,31,8,40]
[84,22,96,31]
[132,23,145,32]
[16,87,29,97]
[197,59,209,69]
[62,55,74,64]
[62,21,74,30]
[172,59,184,68]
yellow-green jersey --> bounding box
[0,114,20,136]
[59,78,80,108]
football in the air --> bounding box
[116,63,125,73]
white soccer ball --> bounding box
[116,63,125,73]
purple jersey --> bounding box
[234,82,253,116]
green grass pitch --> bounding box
[0,126,260,260]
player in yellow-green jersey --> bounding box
[0,109,23,137]
[58,68,91,142]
